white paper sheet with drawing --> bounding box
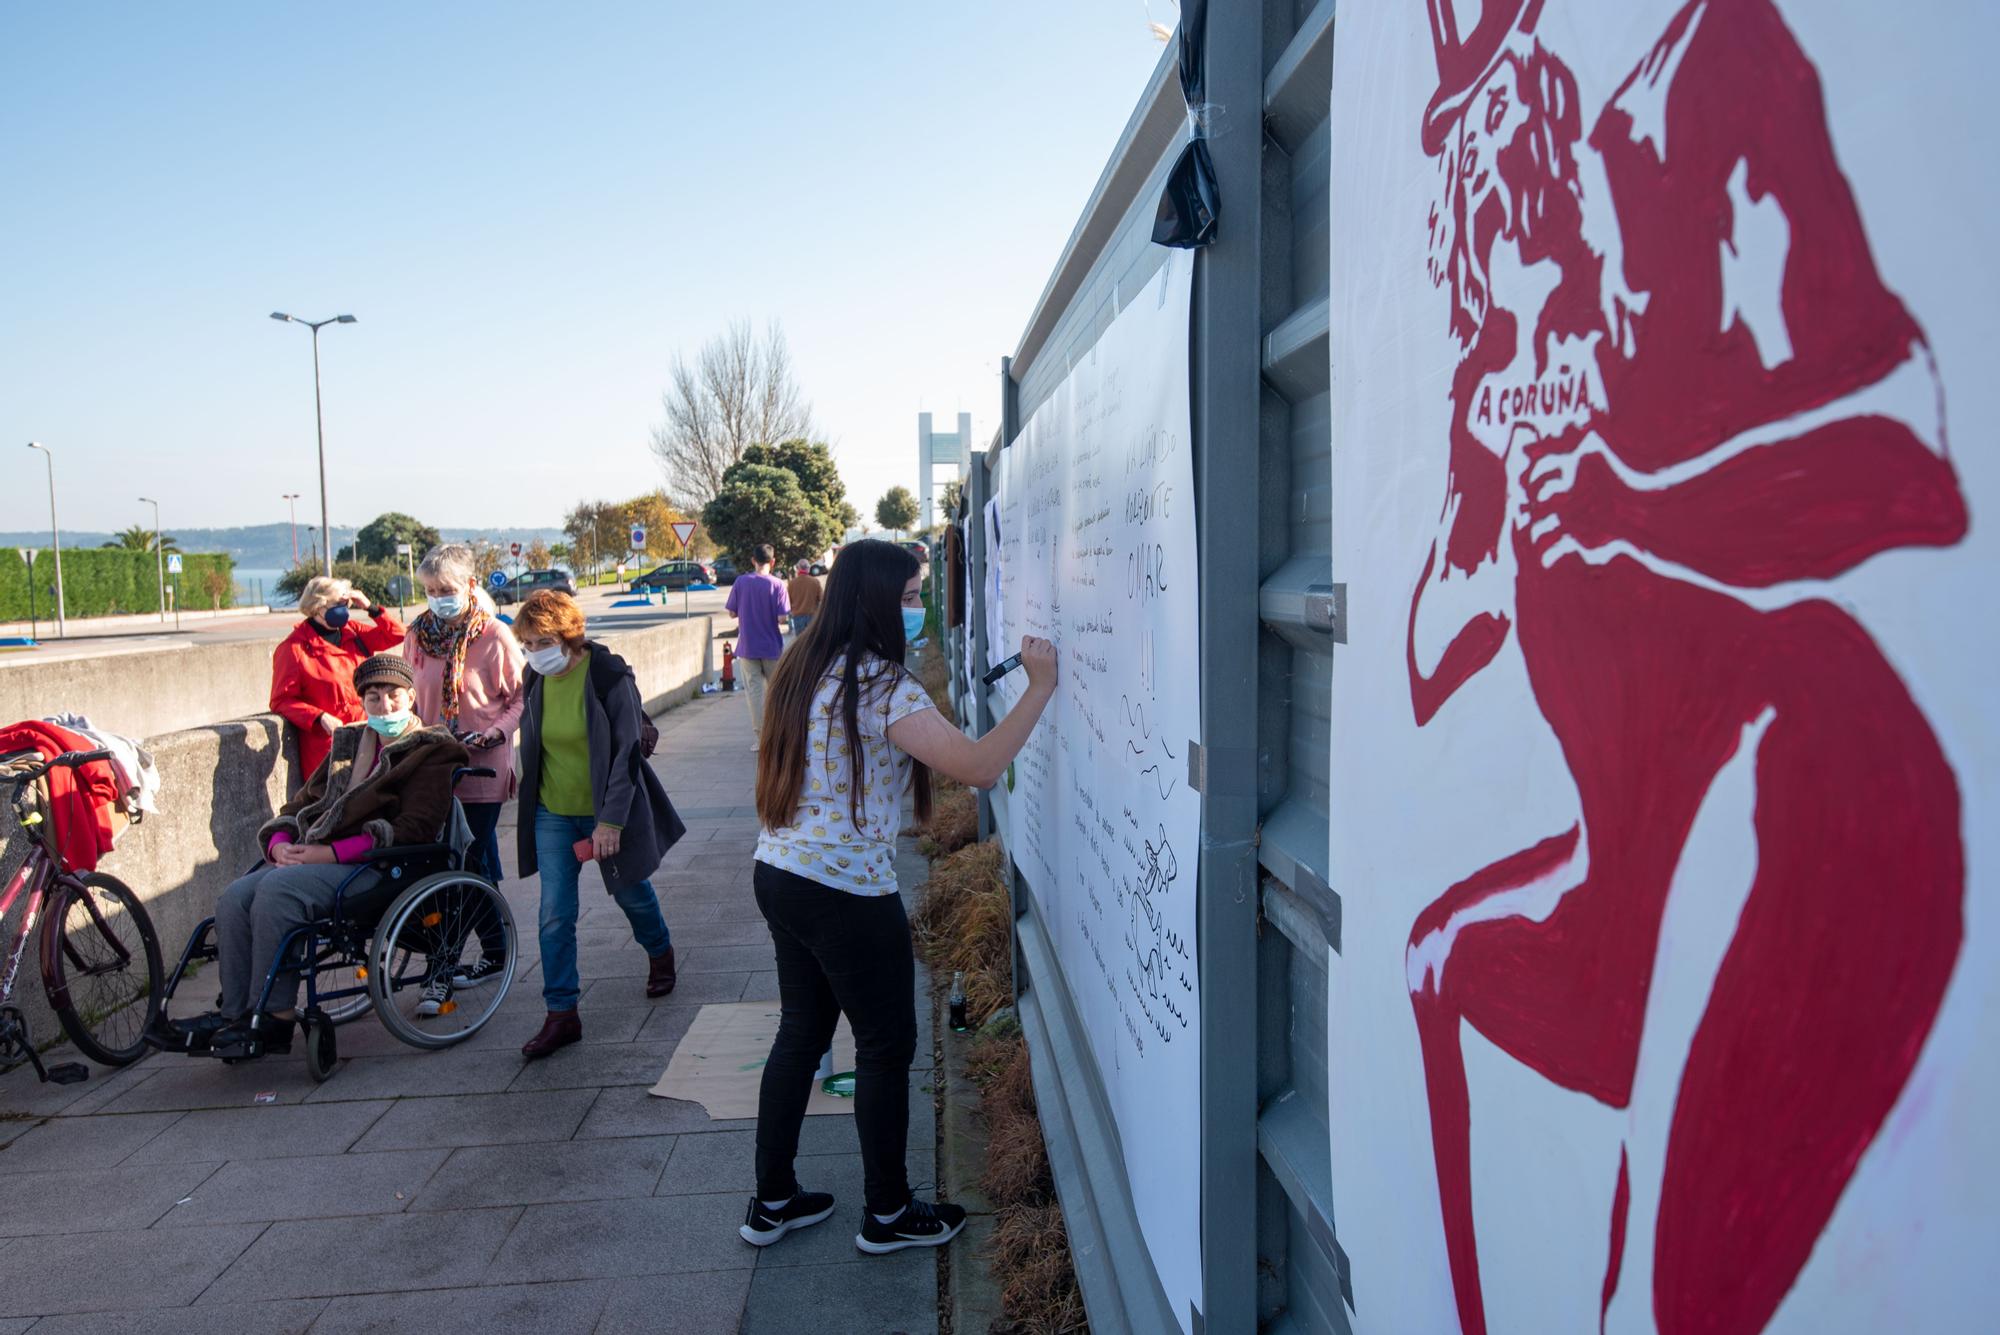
[991,252,1203,1332]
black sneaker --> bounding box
[739,1191,836,1247]
[209,1013,295,1059]
[451,958,505,988]
[145,1011,228,1053]
[855,1197,967,1254]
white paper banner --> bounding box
[1327,2,1998,1332]
[994,251,1203,1331]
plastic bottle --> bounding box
[949,970,969,1033]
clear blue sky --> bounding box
[0,2,1171,538]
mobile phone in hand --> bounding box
[573,837,596,863]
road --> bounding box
[0,585,735,668]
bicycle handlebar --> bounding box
[0,748,115,784]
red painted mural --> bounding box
[1402,1,1969,1331]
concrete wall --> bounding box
[0,638,277,742]
[0,614,713,1098]
[599,616,714,715]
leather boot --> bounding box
[646,946,678,998]
[521,1009,581,1059]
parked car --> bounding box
[900,540,930,565]
[630,560,715,591]
[493,568,575,606]
[711,556,741,585]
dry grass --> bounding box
[912,838,1013,1029]
[989,1204,1091,1334]
[970,1032,1088,1334]
[922,780,979,858]
[917,833,1087,1329]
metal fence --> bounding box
[957,4,1345,1330]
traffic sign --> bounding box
[489,570,508,588]
[17,548,35,565]
[670,521,697,550]
[396,542,412,556]
[510,542,521,556]
[630,526,647,550]
[167,554,183,574]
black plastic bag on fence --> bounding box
[1152,0,1217,248]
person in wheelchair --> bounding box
[158,653,469,1059]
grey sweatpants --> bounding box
[215,862,352,1016]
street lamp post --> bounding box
[282,492,300,566]
[269,311,357,577]
[139,496,165,621]
[24,443,64,637]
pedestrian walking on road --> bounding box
[725,544,789,745]
[510,590,686,1058]
[741,538,1057,1255]
[404,543,522,1009]
[268,576,407,781]
[785,561,823,640]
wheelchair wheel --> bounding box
[302,1009,338,1083]
[313,960,374,1026]
[366,871,515,1050]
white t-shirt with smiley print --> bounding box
[754,656,938,896]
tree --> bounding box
[622,490,695,562]
[649,321,815,509]
[702,464,843,569]
[549,541,572,571]
[278,559,400,608]
[738,440,847,521]
[102,525,179,554]
[526,538,552,570]
[875,487,919,537]
[354,513,441,564]
[563,500,633,584]
[939,479,964,517]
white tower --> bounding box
[917,411,972,529]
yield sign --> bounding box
[670,521,698,550]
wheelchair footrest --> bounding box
[43,1063,88,1085]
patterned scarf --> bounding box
[413,603,490,728]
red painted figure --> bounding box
[1403,1,1969,1331]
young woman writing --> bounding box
[742,539,1056,1254]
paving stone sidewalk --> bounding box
[0,688,943,1334]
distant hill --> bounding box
[0,523,567,569]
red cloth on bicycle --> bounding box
[0,721,121,872]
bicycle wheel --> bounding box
[367,871,516,1050]
[43,872,164,1066]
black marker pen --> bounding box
[981,652,1023,687]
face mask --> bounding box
[526,644,571,676]
[320,604,351,629]
[427,594,464,620]
[365,710,416,739]
[901,607,926,641]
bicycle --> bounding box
[0,748,165,1084]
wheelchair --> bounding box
[157,767,517,1082]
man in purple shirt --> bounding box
[725,544,790,745]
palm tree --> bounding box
[101,525,180,553]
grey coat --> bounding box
[515,642,686,891]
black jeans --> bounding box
[753,860,917,1215]
[460,801,508,958]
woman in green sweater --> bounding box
[511,590,685,1058]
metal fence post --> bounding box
[1192,2,1266,1329]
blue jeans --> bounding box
[534,807,671,1011]
[791,614,812,636]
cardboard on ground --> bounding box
[650,1001,856,1120]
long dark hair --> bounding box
[756,539,932,831]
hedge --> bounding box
[0,548,236,622]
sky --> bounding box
[0,2,1172,539]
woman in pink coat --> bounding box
[402,543,525,1013]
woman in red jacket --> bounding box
[269,575,407,778]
